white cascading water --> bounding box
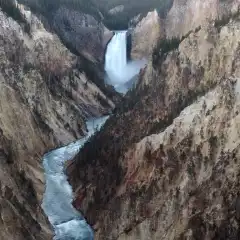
[42,116,109,240]
[105,31,146,93]
[105,31,127,84]
[42,29,146,240]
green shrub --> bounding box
[19,0,174,30]
[19,0,102,21]
[214,8,240,31]
[0,0,31,34]
[152,24,203,67]
[152,37,181,66]
[214,15,231,29]
[194,26,202,33]
[99,0,173,30]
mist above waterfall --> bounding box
[105,31,146,93]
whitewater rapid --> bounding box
[42,116,109,240]
[105,31,146,93]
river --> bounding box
[42,117,108,240]
[42,30,145,240]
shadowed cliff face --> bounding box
[93,0,173,30]
[0,2,118,239]
[53,7,112,62]
[18,0,113,62]
[68,1,240,239]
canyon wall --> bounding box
[68,1,240,239]
[130,0,239,59]
[130,10,161,60]
[0,3,117,239]
[166,0,239,38]
[52,7,113,62]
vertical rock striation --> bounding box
[130,10,162,60]
[68,1,240,239]
[0,2,118,239]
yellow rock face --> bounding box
[131,10,161,60]
[0,4,117,240]
[68,4,240,240]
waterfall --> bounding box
[105,31,127,85]
[105,31,147,93]
[42,29,147,240]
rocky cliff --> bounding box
[130,10,161,60]
[166,0,239,38]
[68,1,240,239]
[130,0,239,59]
[93,0,173,30]
[0,2,118,239]
[52,7,112,62]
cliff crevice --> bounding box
[68,3,240,239]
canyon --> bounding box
[0,0,118,239]
[68,0,240,240]
[0,0,240,239]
